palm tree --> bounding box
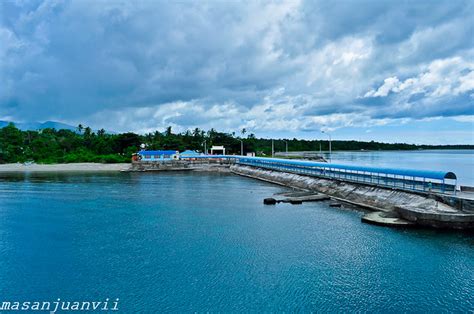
[77,124,83,134]
[84,127,92,137]
[165,126,172,137]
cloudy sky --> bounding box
[1,0,473,143]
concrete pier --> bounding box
[230,164,474,229]
[130,159,234,172]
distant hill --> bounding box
[0,120,77,131]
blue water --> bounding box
[327,149,474,186]
[0,172,473,312]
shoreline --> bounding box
[0,163,131,172]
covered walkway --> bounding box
[185,155,458,194]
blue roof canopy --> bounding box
[180,150,201,156]
[190,155,457,181]
[236,156,457,180]
[139,150,177,155]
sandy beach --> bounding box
[0,163,131,172]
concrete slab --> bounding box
[361,211,416,228]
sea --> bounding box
[0,150,473,312]
[323,149,473,186]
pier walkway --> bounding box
[179,155,458,195]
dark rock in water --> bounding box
[329,202,342,207]
[278,194,330,203]
[290,200,303,205]
[264,198,277,205]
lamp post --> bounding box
[284,140,288,156]
[271,139,274,157]
[202,140,207,155]
[321,131,331,162]
[240,139,244,156]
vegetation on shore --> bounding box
[0,123,472,164]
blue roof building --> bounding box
[180,150,202,159]
[138,150,179,161]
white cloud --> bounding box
[364,76,400,97]
[306,36,373,88]
[451,115,474,123]
[364,56,474,98]
[397,17,474,63]
[455,70,474,94]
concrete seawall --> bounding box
[230,165,474,229]
[130,160,233,172]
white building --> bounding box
[210,145,226,155]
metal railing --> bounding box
[235,158,456,194]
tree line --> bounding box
[0,123,472,164]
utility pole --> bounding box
[271,139,274,158]
[284,140,288,156]
[203,140,207,155]
[240,140,244,156]
[321,131,332,163]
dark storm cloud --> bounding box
[0,0,473,133]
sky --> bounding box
[0,0,473,144]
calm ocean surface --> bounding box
[325,149,474,186]
[0,171,473,312]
